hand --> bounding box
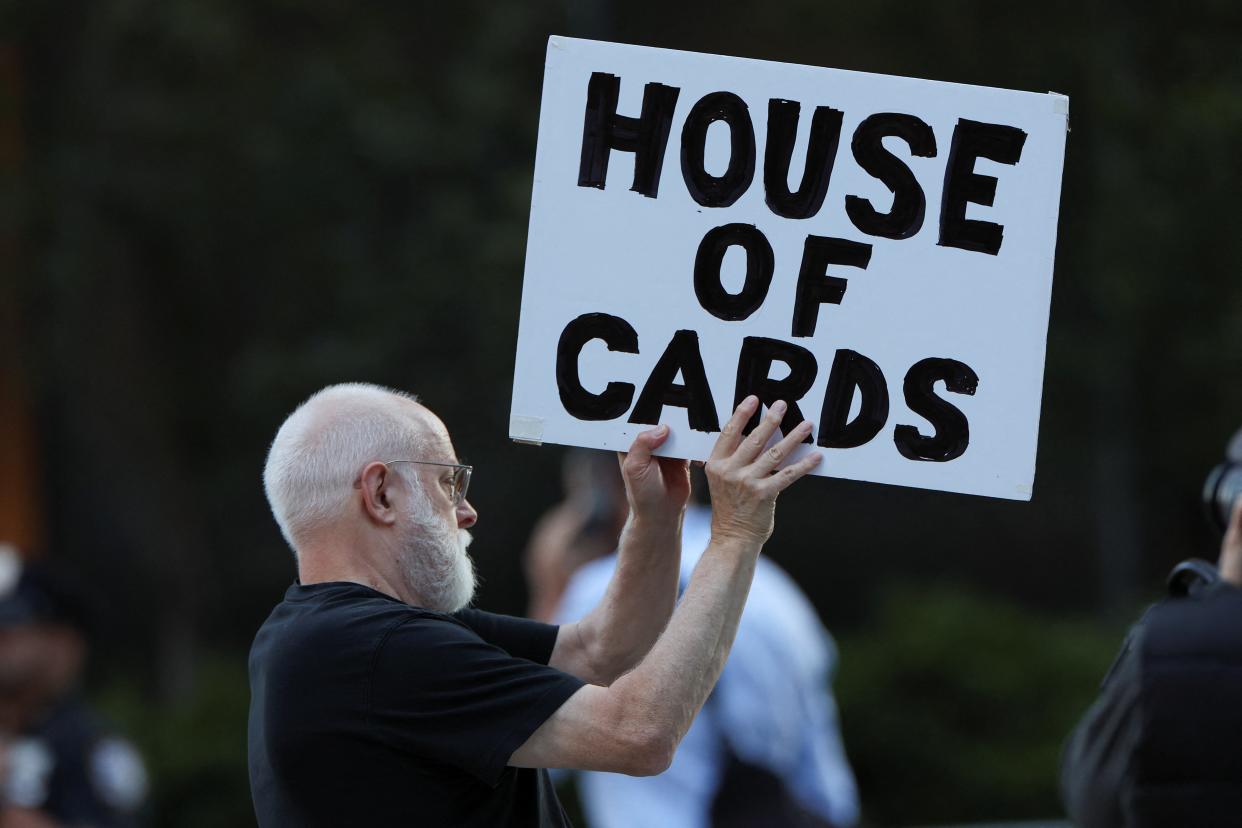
[705,396,822,548]
[618,426,691,526]
[1220,498,1242,587]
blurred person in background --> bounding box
[0,547,148,828]
[527,450,859,828]
[524,452,629,626]
[1061,428,1242,828]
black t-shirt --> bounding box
[248,581,585,827]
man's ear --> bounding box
[358,461,399,526]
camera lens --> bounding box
[1204,462,1242,532]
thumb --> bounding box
[619,425,670,477]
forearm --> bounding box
[577,512,683,683]
[516,537,758,775]
[609,537,758,757]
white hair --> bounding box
[263,383,427,553]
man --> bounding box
[0,552,148,828]
[248,382,822,827]
[527,453,858,828]
[1060,497,1242,827]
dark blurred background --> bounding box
[2,0,1240,825]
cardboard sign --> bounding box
[511,36,1068,501]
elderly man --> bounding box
[247,382,822,827]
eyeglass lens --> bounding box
[453,466,472,505]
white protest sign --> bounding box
[511,36,1068,501]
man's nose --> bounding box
[457,498,478,529]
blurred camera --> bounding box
[1203,427,1242,532]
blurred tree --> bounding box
[9,0,569,697]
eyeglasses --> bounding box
[385,460,473,506]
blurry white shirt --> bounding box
[556,506,859,828]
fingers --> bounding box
[765,450,824,494]
[752,418,815,474]
[735,400,787,465]
[709,396,759,461]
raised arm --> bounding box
[548,425,689,685]
[513,396,821,775]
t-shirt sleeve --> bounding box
[452,607,561,664]
[368,615,585,785]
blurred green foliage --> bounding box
[836,585,1124,826]
[99,658,254,828]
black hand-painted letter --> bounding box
[556,313,639,421]
[893,357,979,461]
[694,224,775,321]
[628,330,720,432]
[578,72,681,198]
[845,113,937,240]
[680,92,756,208]
[733,337,818,441]
[791,236,873,338]
[817,349,889,448]
[938,119,1028,255]
[764,100,844,220]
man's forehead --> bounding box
[406,403,459,461]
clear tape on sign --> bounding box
[1049,92,1070,122]
[510,415,545,446]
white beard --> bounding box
[400,489,477,613]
